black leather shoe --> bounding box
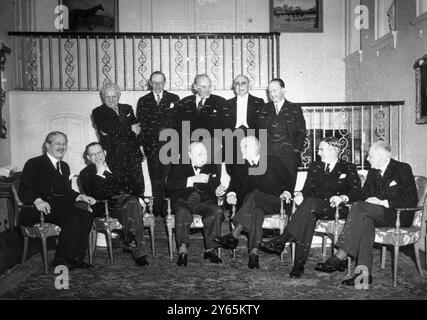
[341,273,373,286]
[289,262,305,278]
[213,233,238,250]
[204,250,222,263]
[51,258,74,271]
[314,256,347,273]
[177,253,188,267]
[66,258,92,269]
[134,255,149,267]
[248,254,260,269]
[259,237,285,254]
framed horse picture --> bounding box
[270,0,323,32]
[60,0,118,32]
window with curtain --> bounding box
[346,0,361,55]
[417,0,427,16]
[375,0,395,40]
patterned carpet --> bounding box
[0,218,426,300]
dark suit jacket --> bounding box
[92,104,143,191]
[165,163,220,204]
[175,94,227,136]
[362,158,418,210]
[228,155,293,208]
[79,163,140,215]
[258,100,306,154]
[19,154,79,215]
[136,90,180,159]
[222,94,264,130]
[301,160,362,203]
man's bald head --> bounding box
[233,74,250,97]
[240,136,260,162]
[367,141,392,169]
[188,142,208,167]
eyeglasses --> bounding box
[88,151,104,157]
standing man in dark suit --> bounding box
[176,74,227,138]
[222,74,264,168]
[214,136,293,269]
[79,142,149,267]
[19,131,96,270]
[92,83,144,198]
[165,142,225,267]
[258,78,306,192]
[260,137,361,278]
[314,142,418,286]
[136,71,180,217]
[222,74,264,132]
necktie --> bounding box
[198,99,204,110]
[104,170,113,178]
[56,161,62,175]
[156,94,161,106]
[194,166,203,171]
[325,163,330,173]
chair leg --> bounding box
[105,231,114,265]
[322,235,327,257]
[232,249,236,259]
[22,236,29,264]
[40,236,48,274]
[88,230,94,265]
[393,245,399,287]
[347,257,351,276]
[381,245,386,269]
[92,231,98,261]
[280,248,285,263]
[167,226,173,261]
[414,242,424,277]
[291,242,295,264]
[150,226,156,257]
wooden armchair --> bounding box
[164,197,223,261]
[11,180,63,274]
[372,175,427,286]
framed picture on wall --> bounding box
[414,54,427,124]
[60,0,118,32]
[270,0,323,32]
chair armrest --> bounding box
[395,207,423,212]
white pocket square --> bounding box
[169,103,175,109]
[389,180,397,187]
[212,174,217,177]
[339,174,347,179]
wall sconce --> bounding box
[0,42,11,139]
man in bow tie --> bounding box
[214,136,293,269]
[165,142,226,266]
[79,142,149,266]
[136,72,180,217]
[19,132,97,270]
[260,137,361,278]
[314,141,418,287]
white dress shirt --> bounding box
[47,152,62,175]
[274,99,285,115]
[235,94,249,128]
[196,95,208,108]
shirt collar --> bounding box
[46,152,60,168]
[237,93,249,102]
[274,99,285,111]
[154,91,163,99]
[196,94,209,106]
[379,159,391,175]
[325,158,338,171]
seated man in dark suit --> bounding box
[79,142,149,267]
[314,141,418,287]
[214,136,293,269]
[260,137,361,278]
[165,142,225,267]
[19,131,96,270]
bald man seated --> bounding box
[165,142,226,266]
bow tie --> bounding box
[194,166,203,171]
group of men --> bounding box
[18,71,419,288]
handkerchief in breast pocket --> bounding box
[389,180,397,187]
[339,174,347,179]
